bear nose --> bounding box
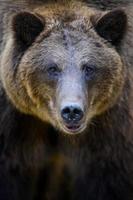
[61,106,84,123]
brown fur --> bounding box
[0,0,133,200]
[0,0,129,122]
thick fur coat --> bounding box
[0,0,133,200]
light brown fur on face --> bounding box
[1,2,133,200]
[0,0,128,134]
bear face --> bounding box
[0,3,127,135]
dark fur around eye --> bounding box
[47,63,61,79]
[82,64,96,80]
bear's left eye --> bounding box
[47,63,61,78]
[82,64,96,80]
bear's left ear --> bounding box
[93,9,127,45]
[12,12,44,48]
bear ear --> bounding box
[12,12,44,47]
[93,9,127,45]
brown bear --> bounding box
[0,0,133,200]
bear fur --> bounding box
[0,0,133,200]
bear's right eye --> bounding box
[47,63,61,79]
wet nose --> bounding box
[61,106,84,123]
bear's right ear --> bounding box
[92,9,127,45]
[12,12,44,48]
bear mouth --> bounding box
[66,124,80,131]
[62,123,86,134]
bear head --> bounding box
[0,2,127,135]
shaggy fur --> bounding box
[0,0,133,200]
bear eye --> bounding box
[47,63,61,78]
[82,64,95,80]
